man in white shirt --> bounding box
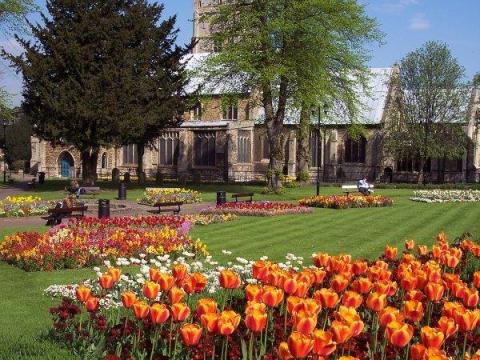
[357,177,372,195]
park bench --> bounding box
[341,184,374,196]
[153,201,183,215]
[43,204,88,226]
[27,178,36,189]
[232,192,254,203]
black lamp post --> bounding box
[1,120,8,184]
[316,104,328,196]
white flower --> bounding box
[222,250,232,255]
[93,266,100,272]
[103,260,111,267]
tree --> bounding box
[5,0,188,184]
[474,73,480,87]
[112,2,191,183]
[384,41,469,184]
[202,0,381,190]
[1,110,31,167]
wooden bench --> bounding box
[232,192,254,202]
[153,201,183,215]
[44,205,88,226]
[341,184,374,196]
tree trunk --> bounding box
[297,105,310,182]
[81,150,98,186]
[137,143,146,184]
[417,158,425,185]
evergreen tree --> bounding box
[5,0,189,184]
[202,0,381,191]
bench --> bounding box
[232,192,254,202]
[43,205,88,226]
[341,184,374,196]
[27,178,36,189]
[153,201,183,215]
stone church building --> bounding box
[30,0,480,183]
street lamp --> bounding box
[316,104,328,196]
[1,120,9,184]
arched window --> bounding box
[101,152,107,169]
[344,136,366,163]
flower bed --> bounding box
[139,188,202,205]
[0,216,208,271]
[299,195,393,209]
[411,190,480,203]
[47,232,480,359]
[0,195,52,217]
[201,201,313,216]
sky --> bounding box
[1,0,479,106]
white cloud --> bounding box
[409,13,431,31]
[382,0,419,12]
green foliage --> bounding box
[384,41,469,182]
[297,169,310,182]
[2,111,31,166]
[474,73,480,87]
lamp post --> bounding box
[1,120,8,184]
[316,104,328,196]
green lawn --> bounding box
[1,185,480,359]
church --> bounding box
[30,0,480,184]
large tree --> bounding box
[5,0,188,184]
[384,41,469,184]
[202,0,381,190]
[113,2,191,182]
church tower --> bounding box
[192,0,218,54]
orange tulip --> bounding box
[121,291,137,308]
[425,282,445,302]
[330,320,353,344]
[245,301,267,314]
[330,274,349,293]
[172,264,187,282]
[217,310,241,336]
[403,300,424,323]
[335,306,364,337]
[405,289,425,302]
[293,311,317,335]
[444,254,460,269]
[287,331,314,359]
[157,273,175,291]
[294,281,310,298]
[313,252,330,268]
[473,271,480,289]
[315,288,339,309]
[287,296,302,314]
[405,240,415,250]
[150,303,170,324]
[463,288,479,308]
[85,296,99,312]
[245,284,263,302]
[352,260,368,275]
[76,285,91,303]
[106,267,121,282]
[245,310,267,333]
[283,277,298,295]
[171,302,191,322]
[180,275,195,294]
[196,298,218,317]
[410,343,427,360]
[311,269,327,284]
[99,274,114,289]
[366,292,387,312]
[262,286,284,307]
[168,286,185,304]
[149,268,161,282]
[351,277,372,294]
[191,272,208,293]
[278,342,294,360]
[133,301,149,319]
[375,280,397,296]
[384,245,398,260]
[312,329,337,357]
[442,301,465,318]
[201,312,219,333]
[341,291,363,309]
[219,269,241,289]
[400,274,418,291]
[252,260,272,282]
[454,309,480,332]
[180,323,202,346]
[437,316,458,339]
[379,307,403,327]
[143,281,160,300]
[386,321,414,348]
[420,326,444,349]
[417,245,428,256]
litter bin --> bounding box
[216,191,226,206]
[98,199,110,219]
[118,182,127,200]
[38,172,46,184]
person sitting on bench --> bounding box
[66,180,84,198]
[357,177,373,195]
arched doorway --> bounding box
[58,152,74,178]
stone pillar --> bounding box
[287,135,296,176]
[227,129,237,181]
[177,130,190,179]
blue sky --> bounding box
[1,0,479,106]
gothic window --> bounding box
[223,102,238,120]
[238,130,251,163]
[159,132,180,166]
[192,102,202,121]
[397,156,432,172]
[262,135,270,160]
[194,131,216,167]
[122,144,138,165]
[101,152,107,169]
[344,136,366,163]
[310,131,321,167]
